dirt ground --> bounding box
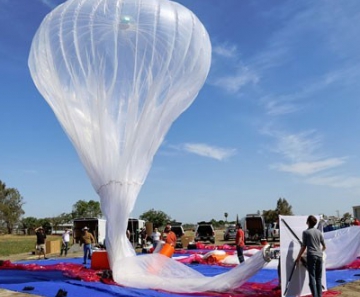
[1,233,359,297]
[331,281,360,297]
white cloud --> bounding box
[263,127,360,190]
[40,0,58,9]
[261,63,360,117]
[182,143,237,161]
[264,128,349,178]
[255,1,360,117]
[264,100,300,116]
[213,44,238,59]
[264,129,322,162]
[273,158,346,176]
[210,41,259,94]
[306,175,360,189]
[211,67,259,94]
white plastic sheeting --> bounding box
[219,227,360,270]
[114,249,271,293]
[324,226,360,269]
[279,215,327,297]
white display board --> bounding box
[279,215,327,297]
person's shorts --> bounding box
[36,244,46,252]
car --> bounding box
[267,222,279,241]
[170,222,185,248]
[223,225,237,241]
[194,221,215,244]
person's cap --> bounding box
[38,227,43,229]
[83,227,89,230]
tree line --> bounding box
[139,198,294,229]
[0,179,102,234]
[1,179,354,234]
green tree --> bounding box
[72,199,102,218]
[262,198,293,224]
[21,216,39,234]
[210,218,218,228]
[37,218,52,234]
[262,209,278,224]
[139,208,171,228]
[276,197,293,215]
[50,212,73,233]
[0,183,25,234]
[343,212,352,219]
[224,212,228,223]
[0,181,10,197]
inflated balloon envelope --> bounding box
[29,0,272,293]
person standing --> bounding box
[151,227,161,248]
[60,228,71,256]
[79,227,95,265]
[296,215,326,297]
[35,226,48,260]
[140,227,148,247]
[235,223,245,264]
[162,224,177,247]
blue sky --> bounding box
[1,0,360,223]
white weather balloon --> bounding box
[29,0,211,262]
[29,0,270,293]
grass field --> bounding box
[0,234,64,256]
[0,230,235,257]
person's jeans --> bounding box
[236,246,245,263]
[60,242,68,256]
[307,255,323,297]
[83,244,92,263]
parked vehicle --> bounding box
[223,225,237,241]
[127,218,146,247]
[242,214,266,244]
[51,223,73,235]
[73,217,106,245]
[170,222,185,248]
[267,222,279,241]
[194,221,215,244]
[73,217,148,248]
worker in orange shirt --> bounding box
[235,223,245,264]
[162,224,177,247]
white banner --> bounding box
[279,215,327,297]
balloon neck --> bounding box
[96,180,143,194]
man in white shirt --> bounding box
[60,228,71,256]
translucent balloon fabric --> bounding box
[28,0,274,292]
[29,0,211,276]
[114,249,271,293]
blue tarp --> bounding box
[1,255,360,297]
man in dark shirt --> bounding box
[35,227,48,259]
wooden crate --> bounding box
[45,240,61,254]
[181,236,194,248]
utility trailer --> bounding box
[242,214,266,244]
[72,217,106,245]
